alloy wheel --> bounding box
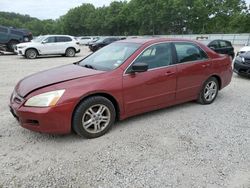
[82,104,111,134]
[204,81,217,102]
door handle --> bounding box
[202,64,210,68]
[165,71,175,76]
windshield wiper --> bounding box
[83,64,96,70]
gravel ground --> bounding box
[0,46,250,188]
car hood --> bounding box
[16,64,104,97]
[239,51,250,59]
[16,41,38,47]
[240,46,250,52]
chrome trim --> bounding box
[123,41,210,76]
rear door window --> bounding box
[174,43,208,63]
[56,36,72,42]
[0,27,8,33]
[219,40,232,48]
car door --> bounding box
[55,36,72,53]
[39,36,57,54]
[123,42,177,115]
[173,42,211,102]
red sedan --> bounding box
[9,38,233,138]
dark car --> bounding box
[207,40,235,59]
[0,25,33,52]
[9,38,232,138]
[89,37,120,52]
[234,51,250,77]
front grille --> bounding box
[244,59,250,64]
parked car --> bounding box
[78,36,94,45]
[9,38,232,138]
[236,45,250,56]
[0,25,33,52]
[233,51,250,77]
[14,35,80,59]
[89,37,120,52]
[207,39,235,59]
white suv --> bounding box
[15,35,80,59]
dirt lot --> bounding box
[0,46,250,188]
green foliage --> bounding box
[0,0,249,36]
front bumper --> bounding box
[234,61,250,76]
[76,49,81,53]
[9,94,74,134]
[14,47,25,56]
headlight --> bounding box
[25,90,65,107]
[18,46,26,49]
[242,57,245,62]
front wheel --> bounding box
[72,96,116,138]
[25,49,37,59]
[198,77,219,105]
[65,48,75,57]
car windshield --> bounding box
[79,42,141,71]
[95,37,106,43]
[32,36,47,43]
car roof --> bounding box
[118,37,200,45]
[42,35,73,38]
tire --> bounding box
[72,96,116,139]
[197,77,219,105]
[7,40,19,52]
[25,49,38,59]
[65,48,76,57]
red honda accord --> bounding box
[9,38,232,138]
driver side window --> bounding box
[43,37,56,43]
[132,43,173,70]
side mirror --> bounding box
[41,41,46,44]
[131,62,148,73]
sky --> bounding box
[0,0,249,20]
[0,0,120,20]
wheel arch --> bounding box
[25,47,39,55]
[71,92,121,129]
[66,47,77,53]
[209,75,222,90]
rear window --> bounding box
[174,42,208,63]
[56,37,72,42]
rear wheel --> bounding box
[72,96,116,138]
[198,77,219,105]
[65,48,75,57]
[25,49,37,59]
